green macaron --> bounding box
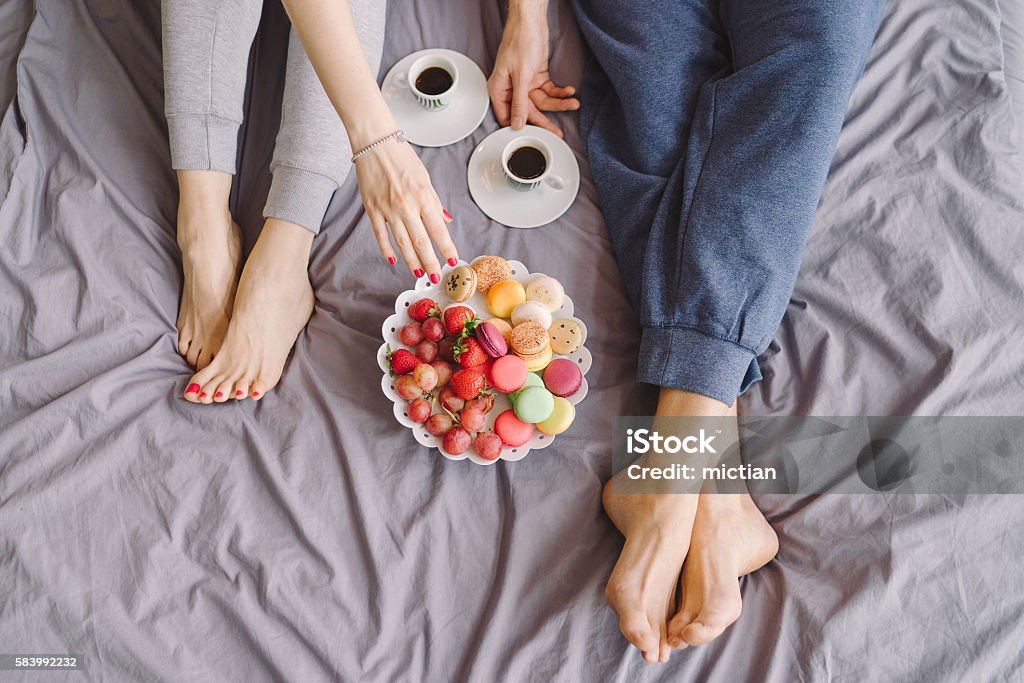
[509,372,545,404]
[513,386,555,424]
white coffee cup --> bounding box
[396,54,459,111]
[501,136,565,192]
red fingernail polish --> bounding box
[443,209,453,220]
[236,390,244,396]
[186,383,200,394]
[199,392,207,398]
[414,269,425,278]
[387,256,396,265]
[252,391,260,397]
[447,257,458,266]
[214,392,223,399]
[429,273,440,284]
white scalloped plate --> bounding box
[378,260,591,465]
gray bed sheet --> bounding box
[1,1,1023,681]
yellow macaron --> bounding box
[537,397,575,435]
[487,279,527,318]
[523,345,553,372]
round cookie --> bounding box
[548,319,584,355]
[485,318,513,341]
[510,321,549,359]
[511,300,553,329]
[487,280,527,318]
[537,397,575,435]
[494,410,534,447]
[543,358,583,398]
[472,256,512,294]
[490,355,527,393]
[526,276,565,312]
[509,372,544,403]
[523,346,552,372]
[444,266,477,302]
[513,386,555,424]
[476,321,508,358]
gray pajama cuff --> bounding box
[166,114,240,173]
[636,326,763,406]
[263,165,339,235]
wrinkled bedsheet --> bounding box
[1,1,1023,681]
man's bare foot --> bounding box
[667,492,778,648]
[602,388,737,663]
[183,218,314,404]
[175,170,242,370]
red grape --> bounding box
[438,386,465,413]
[431,361,453,387]
[425,413,454,436]
[460,408,486,432]
[400,322,424,346]
[474,432,503,460]
[413,363,438,391]
[422,317,444,342]
[438,337,456,363]
[407,398,431,423]
[442,426,472,455]
[394,374,422,400]
[465,396,494,414]
[415,340,438,363]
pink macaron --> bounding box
[490,355,528,393]
[494,409,534,447]
[475,321,508,358]
[542,358,583,398]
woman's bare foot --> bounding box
[667,492,778,648]
[183,218,314,404]
[175,170,242,370]
[601,388,737,663]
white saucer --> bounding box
[467,125,581,229]
[382,49,490,148]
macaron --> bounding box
[509,321,549,359]
[472,256,512,294]
[444,265,477,302]
[494,409,534,447]
[487,280,526,318]
[485,318,513,341]
[548,319,584,355]
[511,300,553,330]
[523,346,553,372]
[490,355,527,393]
[526,276,565,312]
[537,397,575,435]
[509,372,544,403]
[513,386,555,424]
[476,321,508,358]
[543,358,583,398]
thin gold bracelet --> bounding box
[351,130,406,163]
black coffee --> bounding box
[507,146,547,180]
[415,67,454,96]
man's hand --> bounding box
[488,0,579,137]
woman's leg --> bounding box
[162,0,262,369]
[184,0,387,404]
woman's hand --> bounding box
[354,139,457,281]
[488,1,579,137]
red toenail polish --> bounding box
[429,273,440,284]
[414,269,425,278]
[186,383,200,394]
[252,391,260,397]
[387,256,396,265]
[199,392,207,398]
[443,209,452,221]
[447,257,458,267]
[236,390,244,396]
[214,392,223,399]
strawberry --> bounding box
[443,305,476,336]
[387,346,422,375]
[451,368,487,401]
[454,337,489,368]
[409,297,439,322]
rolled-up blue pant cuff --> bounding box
[636,326,762,406]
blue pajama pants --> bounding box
[571,0,887,404]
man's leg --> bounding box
[185,0,387,404]
[162,0,261,371]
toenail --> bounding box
[252,391,260,397]
[236,390,244,396]
[186,383,200,394]
[214,392,223,399]
[199,392,207,398]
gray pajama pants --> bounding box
[161,0,386,234]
